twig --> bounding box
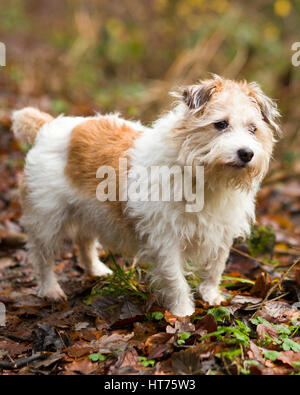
[230,246,269,266]
[251,258,300,318]
[0,352,49,370]
[274,248,300,257]
[0,333,31,343]
[244,292,290,310]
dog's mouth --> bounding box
[226,162,247,169]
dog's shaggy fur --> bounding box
[11,76,280,316]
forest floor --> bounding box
[0,113,300,375]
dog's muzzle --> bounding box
[237,148,254,164]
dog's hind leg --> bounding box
[20,181,67,301]
[75,234,112,277]
[28,238,67,301]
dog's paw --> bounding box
[169,300,195,317]
[205,293,225,306]
[37,282,67,302]
[89,261,113,277]
[199,284,225,306]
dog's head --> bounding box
[172,76,281,190]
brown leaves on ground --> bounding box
[256,323,279,340]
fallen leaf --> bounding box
[144,330,176,359]
[171,348,203,374]
[230,295,262,305]
[164,310,183,324]
[0,257,15,270]
[276,309,300,323]
[31,351,65,369]
[195,314,218,334]
[74,322,89,331]
[0,340,31,358]
[148,343,173,360]
[166,317,195,334]
[277,351,300,367]
[119,298,144,321]
[0,230,27,247]
[256,323,279,340]
[114,348,139,369]
[95,317,110,331]
[94,332,134,355]
[259,301,294,323]
[248,341,266,365]
[90,296,144,328]
[145,332,173,349]
[32,324,71,353]
[259,366,291,375]
[64,343,92,359]
[250,272,271,298]
[64,357,97,374]
[132,321,157,342]
[89,296,121,326]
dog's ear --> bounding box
[182,81,217,111]
[248,82,281,135]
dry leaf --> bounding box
[277,351,300,367]
[64,358,97,374]
[256,323,279,340]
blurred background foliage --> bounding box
[0,0,299,165]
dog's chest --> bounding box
[179,189,255,252]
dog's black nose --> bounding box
[237,148,254,163]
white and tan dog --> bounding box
[11,76,280,317]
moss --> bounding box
[246,225,276,257]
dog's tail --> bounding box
[11,107,54,145]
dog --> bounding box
[11,76,280,317]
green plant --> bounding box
[145,311,164,321]
[177,332,191,345]
[250,316,300,352]
[88,352,107,362]
[246,225,276,257]
[90,254,147,301]
[241,360,260,375]
[293,361,300,370]
[207,306,231,322]
[138,356,155,367]
[199,320,251,347]
[263,350,281,361]
[282,338,300,352]
[216,348,242,361]
[221,275,254,288]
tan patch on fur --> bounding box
[65,117,141,218]
[12,107,54,145]
[255,126,273,156]
[27,110,53,131]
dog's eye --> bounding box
[214,120,228,131]
[249,124,257,134]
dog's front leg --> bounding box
[198,248,229,305]
[150,244,195,317]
